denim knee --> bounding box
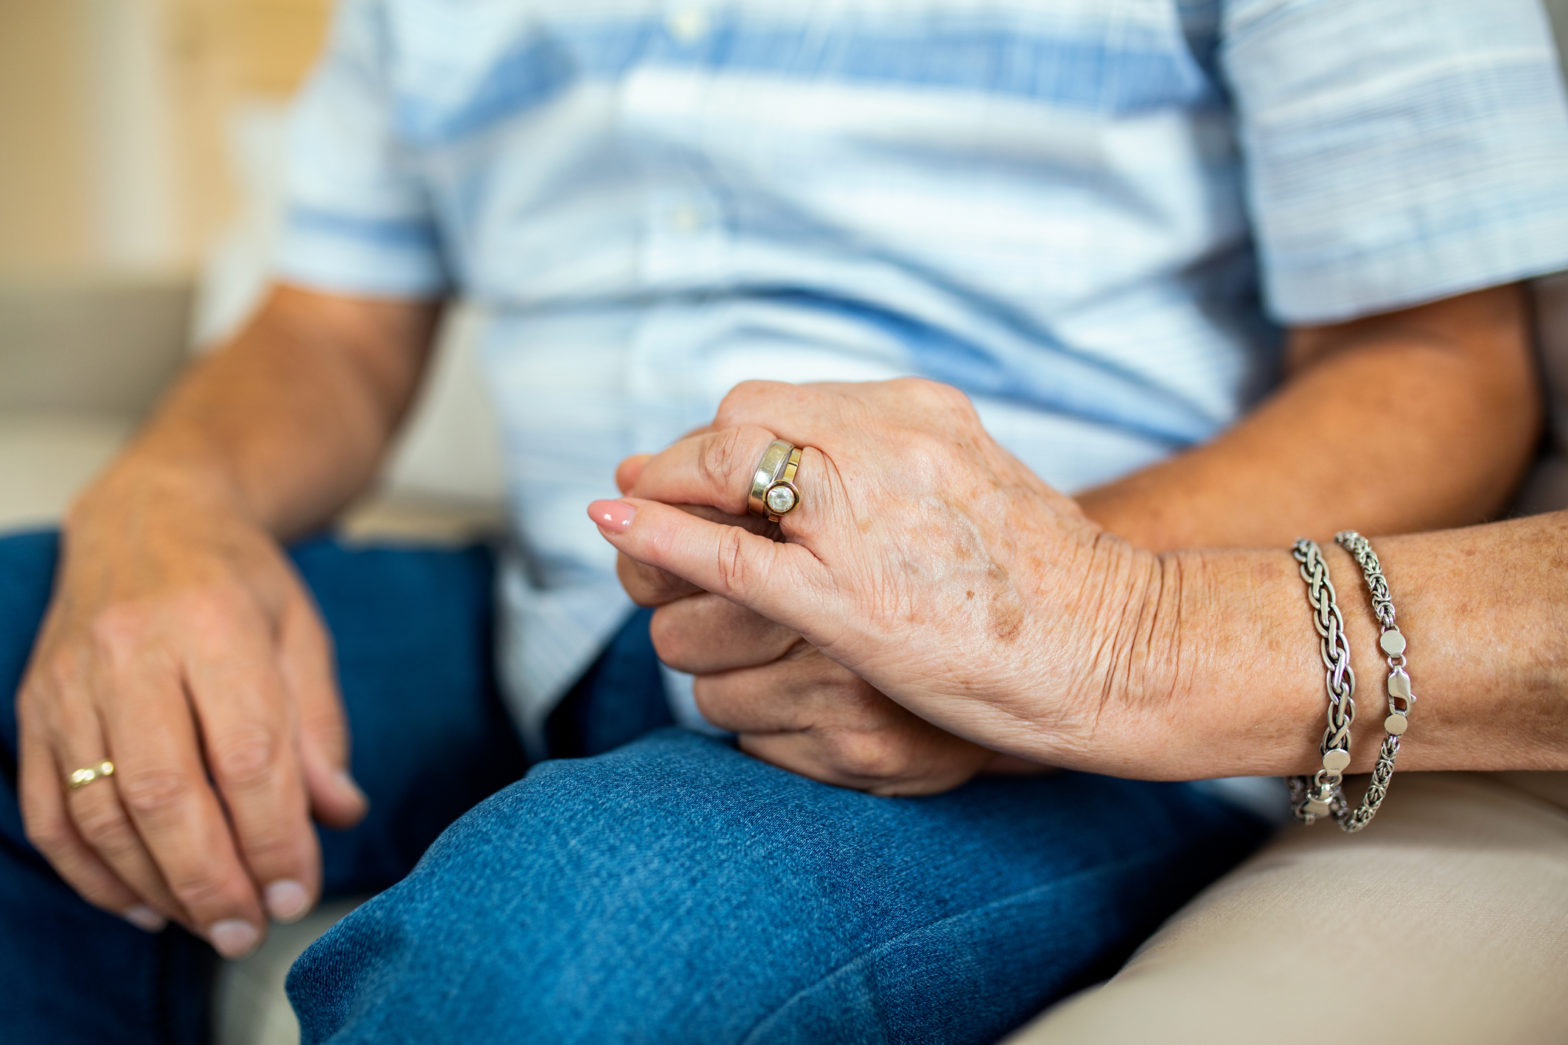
[288,729,821,1043]
[286,728,1269,1045]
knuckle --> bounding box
[167,869,236,914]
[300,706,347,753]
[118,767,193,819]
[68,877,127,914]
[37,652,88,698]
[239,823,299,868]
[647,609,691,668]
[903,376,962,405]
[714,526,752,596]
[902,378,979,424]
[73,799,141,855]
[209,723,282,789]
[86,603,154,662]
[615,554,648,601]
[905,431,960,483]
[715,381,773,427]
[284,599,332,656]
[690,677,736,727]
[698,427,748,493]
[620,558,677,608]
[831,731,906,780]
[183,595,250,646]
[23,812,75,856]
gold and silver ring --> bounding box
[747,440,804,522]
[67,760,116,792]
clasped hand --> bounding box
[594,378,1171,792]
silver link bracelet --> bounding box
[1329,530,1414,832]
[1287,539,1356,823]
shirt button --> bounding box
[666,7,709,44]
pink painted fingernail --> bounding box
[265,879,310,923]
[209,919,261,959]
[124,905,167,933]
[588,499,637,532]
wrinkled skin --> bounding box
[596,378,1165,791]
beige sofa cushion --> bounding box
[1006,772,1568,1045]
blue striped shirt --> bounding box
[277,0,1568,754]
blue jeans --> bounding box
[0,531,1271,1044]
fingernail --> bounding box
[209,919,261,959]
[588,499,637,532]
[265,879,311,923]
[333,768,369,808]
[123,905,167,933]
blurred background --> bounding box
[0,0,505,541]
[1,0,325,275]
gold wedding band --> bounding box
[67,760,115,792]
[747,440,804,522]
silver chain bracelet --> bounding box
[1287,538,1356,823]
[1328,530,1414,833]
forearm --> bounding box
[1128,511,1568,779]
[1079,286,1539,552]
[74,285,440,538]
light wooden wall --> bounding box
[0,0,329,275]
[160,0,332,265]
[0,1,98,272]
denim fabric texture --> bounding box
[1,530,1271,1042]
[287,732,1269,1044]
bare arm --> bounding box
[1146,510,1568,779]
[79,283,442,536]
[1079,285,1540,551]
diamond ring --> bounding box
[746,439,804,522]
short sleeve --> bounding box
[274,0,450,298]
[1220,0,1568,324]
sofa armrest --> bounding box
[0,271,194,417]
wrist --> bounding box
[1091,545,1207,778]
[1025,531,1190,777]
[1148,545,1366,781]
[67,447,256,538]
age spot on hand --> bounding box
[984,561,1022,641]
[988,594,1024,642]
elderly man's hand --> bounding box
[593,379,1176,778]
[16,469,367,956]
[614,458,1000,795]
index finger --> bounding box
[589,498,832,641]
[616,505,772,607]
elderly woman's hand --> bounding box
[613,462,1005,794]
[591,379,1178,777]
